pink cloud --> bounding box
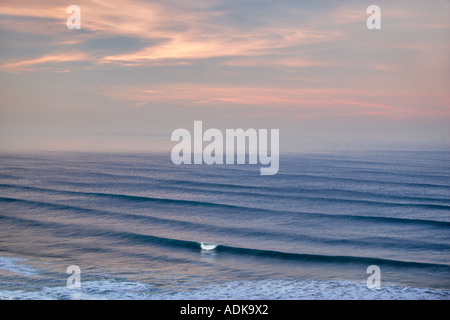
[0,0,342,71]
[100,83,450,120]
[0,52,90,72]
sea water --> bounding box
[0,150,449,299]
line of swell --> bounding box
[1,179,449,209]
[55,227,450,271]
[2,163,450,189]
[2,197,450,253]
[1,189,450,227]
[274,173,450,189]
[162,184,450,206]
[2,214,449,270]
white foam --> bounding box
[148,279,450,300]
[0,256,39,277]
[0,279,153,300]
[1,277,449,300]
[200,242,218,251]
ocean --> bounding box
[0,150,449,300]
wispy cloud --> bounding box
[0,52,90,72]
[1,0,449,148]
[100,83,450,120]
[0,0,343,71]
[99,29,340,66]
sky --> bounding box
[0,0,449,153]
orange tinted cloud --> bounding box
[99,28,340,66]
[101,83,449,119]
[1,0,448,123]
[0,52,90,72]
[0,0,341,70]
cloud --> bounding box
[100,83,450,120]
[98,24,342,66]
[223,56,338,68]
[0,0,342,70]
[0,52,90,72]
[1,0,449,131]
